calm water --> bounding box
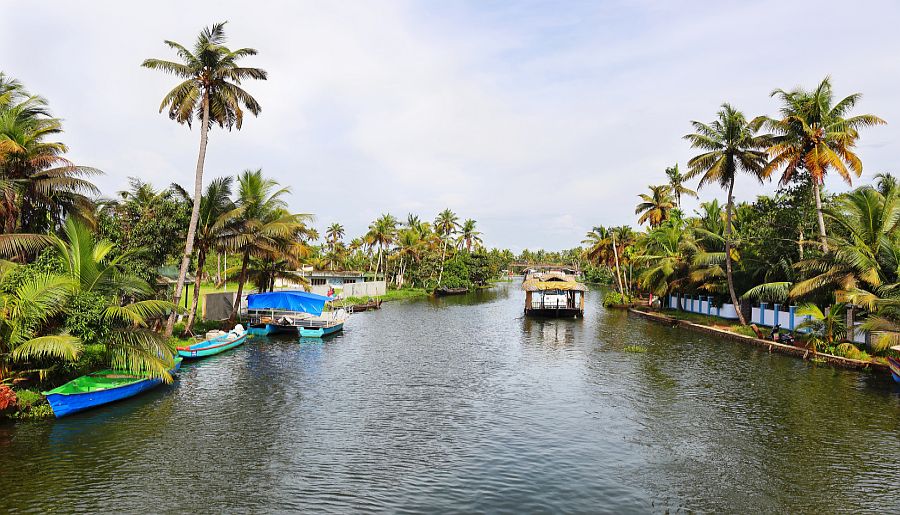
[3,282,900,513]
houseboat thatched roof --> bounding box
[522,271,587,292]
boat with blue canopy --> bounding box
[244,290,348,337]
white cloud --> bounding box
[2,0,899,251]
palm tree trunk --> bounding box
[437,239,447,286]
[185,249,207,333]
[725,178,747,325]
[165,92,210,337]
[611,233,624,296]
[813,182,829,253]
[229,249,250,323]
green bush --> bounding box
[602,291,632,307]
[14,389,43,409]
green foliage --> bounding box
[603,291,632,307]
[64,291,111,346]
[582,264,613,284]
[96,180,190,282]
[623,345,647,353]
[13,389,42,409]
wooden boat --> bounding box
[177,326,248,359]
[350,299,382,312]
[888,345,900,383]
[434,286,469,296]
[522,268,586,318]
[43,357,183,418]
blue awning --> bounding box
[247,290,332,316]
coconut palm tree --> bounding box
[763,77,886,253]
[227,170,312,322]
[665,164,697,208]
[367,214,399,279]
[636,222,698,297]
[142,22,267,336]
[434,209,460,285]
[184,176,239,332]
[325,223,345,251]
[635,185,674,227]
[0,91,100,234]
[684,103,771,325]
[457,219,483,251]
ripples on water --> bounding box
[2,283,900,513]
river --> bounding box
[2,282,900,513]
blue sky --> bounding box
[2,1,898,251]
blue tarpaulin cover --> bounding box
[247,291,332,316]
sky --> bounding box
[2,0,899,251]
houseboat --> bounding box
[244,290,348,337]
[522,268,586,318]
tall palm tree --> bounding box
[457,218,483,251]
[684,103,770,325]
[665,164,697,208]
[635,185,674,227]
[142,22,267,336]
[184,176,239,332]
[367,214,398,279]
[228,170,312,321]
[0,90,99,233]
[434,208,459,285]
[764,77,885,252]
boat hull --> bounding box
[525,307,584,318]
[888,356,900,383]
[248,324,296,336]
[298,323,344,338]
[177,333,248,359]
[44,358,182,418]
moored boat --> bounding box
[177,325,248,359]
[42,357,183,418]
[888,345,900,383]
[244,290,349,337]
[434,286,469,296]
[522,268,586,318]
[350,298,382,312]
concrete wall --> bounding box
[320,281,386,298]
[204,292,241,321]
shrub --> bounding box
[602,291,632,307]
[14,389,42,409]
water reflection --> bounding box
[2,282,900,512]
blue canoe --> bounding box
[177,330,248,359]
[43,357,183,418]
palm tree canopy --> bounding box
[763,76,885,186]
[141,21,268,130]
[683,103,771,189]
[635,185,675,227]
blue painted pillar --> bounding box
[773,303,780,326]
[716,303,721,317]
[760,302,767,325]
[789,305,796,331]
[707,296,712,315]
[690,295,694,312]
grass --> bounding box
[342,287,428,305]
[623,345,648,353]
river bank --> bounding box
[629,307,889,373]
